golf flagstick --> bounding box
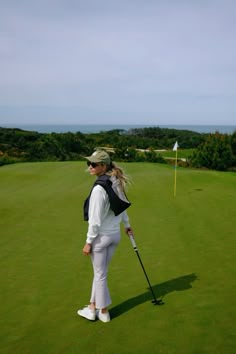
[173,141,179,197]
[128,233,163,305]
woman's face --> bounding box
[87,162,107,176]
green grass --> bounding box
[160,148,194,159]
[0,162,235,354]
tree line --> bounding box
[0,126,235,171]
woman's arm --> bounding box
[83,185,108,255]
[86,185,108,244]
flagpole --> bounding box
[174,148,177,197]
[173,141,178,197]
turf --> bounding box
[159,148,194,159]
[0,162,235,354]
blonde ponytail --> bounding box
[106,162,130,191]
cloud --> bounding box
[0,0,235,124]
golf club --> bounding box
[128,232,163,305]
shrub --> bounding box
[191,133,234,171]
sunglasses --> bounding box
[87,161,100,168]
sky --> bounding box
[0,0,235,126]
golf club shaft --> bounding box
[129,233,158,303]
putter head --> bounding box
[152,298,164,305]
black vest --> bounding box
[83,175,131,221]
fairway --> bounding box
[0,162,235,354]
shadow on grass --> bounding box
[110,273,197,319]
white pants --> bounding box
[90,232,120,309]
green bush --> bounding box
[0,155,17,166]
[191,133,234,171]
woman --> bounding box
[77,149,133,323]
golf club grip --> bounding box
[129,234,137,250]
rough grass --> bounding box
[160,148,194,158]
[0,162,235,354]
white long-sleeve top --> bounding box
[86,180,130,244]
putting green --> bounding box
[0,162,235,353]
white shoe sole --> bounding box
[77,309,95,321]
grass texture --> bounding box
[0,162,235,354]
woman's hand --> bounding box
[125,227,134,237]
[83,243,92,256]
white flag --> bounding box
[173,141,179,151]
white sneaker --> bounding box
[96,309,111,323]
[77,306,95,321]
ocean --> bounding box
[0,123,235,134]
